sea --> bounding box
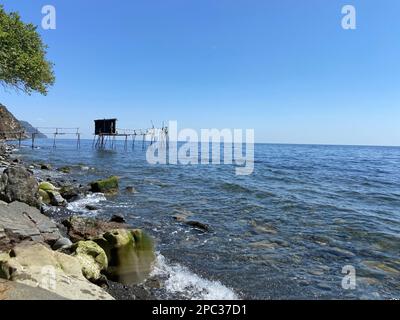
[13,139,400,300]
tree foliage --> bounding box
[0,5,55,95]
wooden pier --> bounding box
[32,127,81,149]
[93,119,168,150]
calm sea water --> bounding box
[15,139,400,300]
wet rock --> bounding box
[57,166,71,174]
[125,186,137,194]
[0,243,114,300]
[103,229,134,248]
[98,229,155,285]
[173,215,210,232]
[62,216,128,242]
[59,185,81,201]
[52,237,73,250]
[47,190,67,207]
[0,166,40,207]
[110,214,126,224]
[71,240,108,282]
[185,220,210,232]
[85,204,98,211]
[90,176,119,194]
[62,216,155,286]
[40,164,52,170]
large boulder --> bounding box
[90,176,119,194]
[0,279,66,300]
[62,216,129,243]
[71,240,108,282]
[0,243,114,300]
[0,166,40,207]
[62,216,155,285]
[95,229,155,285]
[0,201,61,250]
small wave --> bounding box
[151,253,239,300]
[67,193,107,214]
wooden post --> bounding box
[77,133,81,149]
[31,133,35,149]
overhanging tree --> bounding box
[0,5,55,95]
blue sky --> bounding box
[1,0,400,145]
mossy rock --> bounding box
[94,229,155,285]
[38,189,51,204]
[90,176,119,194]
[71,240,108,282]
[103,229,134,248]
[38,181,57,191]
[131,229,154,251]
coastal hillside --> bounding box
[19,120,47,139]
[0,103,26,140]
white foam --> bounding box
[67,193,107,214]
[151,253,239,300]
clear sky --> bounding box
[1,0,400,145]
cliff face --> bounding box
[0,103,26,140]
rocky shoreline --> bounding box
[0,142,159,300]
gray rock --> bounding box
[0,166,40,207]
[0,201,61,249]
[59,185,81,201]
[125,186,137,194]
[47,190,67,207]
[0,279,66,300]
[52,237,73,250]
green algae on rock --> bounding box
[0,243,114,300]
[90,176,119,194]
[98,229,155,285]
[71,240,108,282]
[38,181,57,191]
[38,188,51,204]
